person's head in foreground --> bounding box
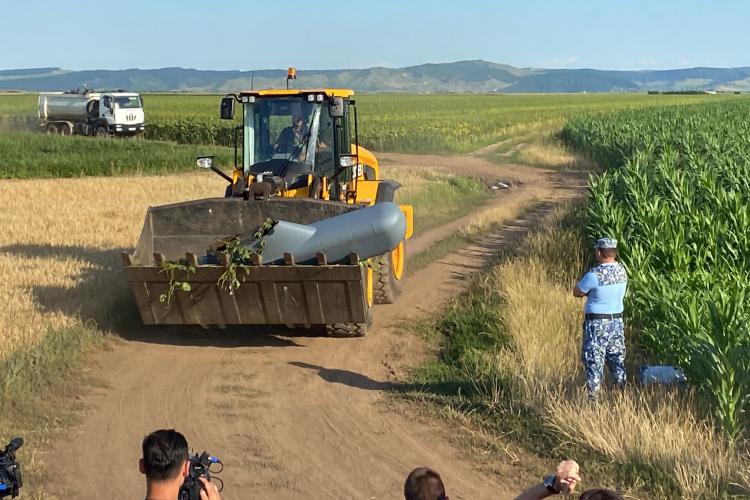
[404,467,448,500]
[594,237,618,263]
[139,429,190,497]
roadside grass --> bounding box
[405,202,750,499]
[396,171,490,235]
[0,324,106,500]
[486,120,596,171]
[407,195,542,275]
[0,130,233,178]
[408,232,470,275]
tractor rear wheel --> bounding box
[373,240,405,304]
[326,266,374,337]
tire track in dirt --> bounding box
[44,151,584,499]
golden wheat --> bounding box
[0,172,227,358]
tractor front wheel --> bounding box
[373,240,405,304]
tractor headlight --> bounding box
[196,156,215,169]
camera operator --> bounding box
[139,429,220,500]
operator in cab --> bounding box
[273,113,309,154]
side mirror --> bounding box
[196,155,215,169]
[339,155,356,168]
[220,97,234,120]
[329,96,344,118]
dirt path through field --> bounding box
[46,151,584,499]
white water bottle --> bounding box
[639,365,687,385]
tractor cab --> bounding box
[215,88,379,202]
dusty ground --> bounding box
[44,152,584,499]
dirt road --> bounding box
[46,152,583,499]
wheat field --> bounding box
[0,165,463,359]
[0,172,228,358]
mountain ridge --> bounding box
[1,60,748,93]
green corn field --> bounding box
[562,101,750,440]
[0,92,731,154]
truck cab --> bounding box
[97,92,145,135]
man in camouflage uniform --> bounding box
[573,237,628,398]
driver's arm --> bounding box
[274,127,293,151]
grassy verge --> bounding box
[0,325,106,499]
[0,130,233,179]
[408,232,471,275]
[407,199,541,275]
[405,202,750,499]
[485,120,595,171]
[394,171,490,235]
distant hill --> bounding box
[1,60,749,93]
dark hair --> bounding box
[141,429,189,481]
[580,489,624,500]
[404,467,447,500]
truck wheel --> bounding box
[326,267,374,337]
[45,124,58,135]
[95,126,108,137]
[59,123,72,136]
[373,240,405,304]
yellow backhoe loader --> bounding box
[122,74,413,337]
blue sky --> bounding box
[1,0,747,71]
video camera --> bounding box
[179,451,223,500]
[0,438,23,498]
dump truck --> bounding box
[122,81,412,337]
[38,88,145,136]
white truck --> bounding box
[38,89,145,137]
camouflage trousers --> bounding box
[581,318,626,396]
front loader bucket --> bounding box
[122,198,369,326]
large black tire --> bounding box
[373,241,405,304]
[95,126,108,137]
[326,267,374,337]
[59,123,72,136]
[45,123,58,135]
[326,309,372,338]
